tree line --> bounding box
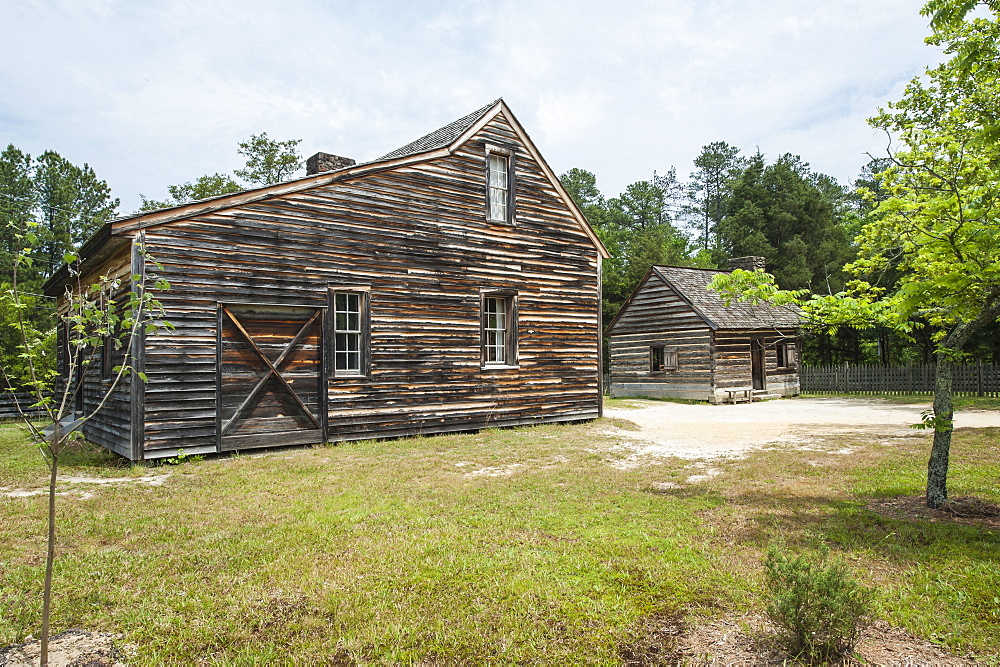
[4,79,999,377]
[560,144,999,366]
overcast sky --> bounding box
[2,0,941,214]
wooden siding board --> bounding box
[56,244,138,455]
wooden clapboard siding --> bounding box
[608,271,714,400]
[712,329,799,391]
[609,331,714,400]
[57,243,136,457]
[609,273,705,334]
[712,330,754,390]
[133,111,600,457]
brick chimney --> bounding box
[727,256,766,272]
[306,152,356,175]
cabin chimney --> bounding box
[306,152,356,175]
[727,256,766,272]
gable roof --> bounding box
[45,100,609,294]
[652,266,800,330]
[103,99,605,255]
[378,100,499,161]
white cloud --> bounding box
[1,0,941,212]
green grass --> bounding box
[1,418,999,662]
[604,396,707,408]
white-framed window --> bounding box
[484,296,507,364]
[329,288,369,377]
[486,145,515,224]
[482,292,517,367]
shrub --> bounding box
[764,544,872,661]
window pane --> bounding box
[489,154,507,187]
[490,190,506,220]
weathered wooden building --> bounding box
[607,260,801,403]
[44,100,609,460]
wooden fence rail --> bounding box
[800,363,1000,397]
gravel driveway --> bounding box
[603,396,1000,460]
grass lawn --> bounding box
[1,415,999,663]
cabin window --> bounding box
[650,346,678,373]
[776,341,797,369]
[482,292,517,368]
[486,145,515,224]
[330,288,369,377]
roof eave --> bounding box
[66,99,606,270]
[42,223,124,296]
[110,148,451,234]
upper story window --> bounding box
[486,145,515,224]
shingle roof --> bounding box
[653,266,801,329]
[378,100,500,161]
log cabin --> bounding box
[606,257,801,403]
[43,99,609,461]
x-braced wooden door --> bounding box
[217,304,326,451]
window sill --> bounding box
[482,364,519,371]
[332,373,366,379]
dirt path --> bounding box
[604,396,1000,460]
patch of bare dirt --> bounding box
[603,397,1000,462]
[1,474,169,500]
[867,495,1000,531]
[0,629,135,666]
[621,612,980,665]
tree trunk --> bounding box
[40,444,58,667]
[923,295,1000,507]
[927,354,954,508]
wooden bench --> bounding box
[724,387,754,404]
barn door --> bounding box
[217,304,326,451]
[750,338,766,391]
